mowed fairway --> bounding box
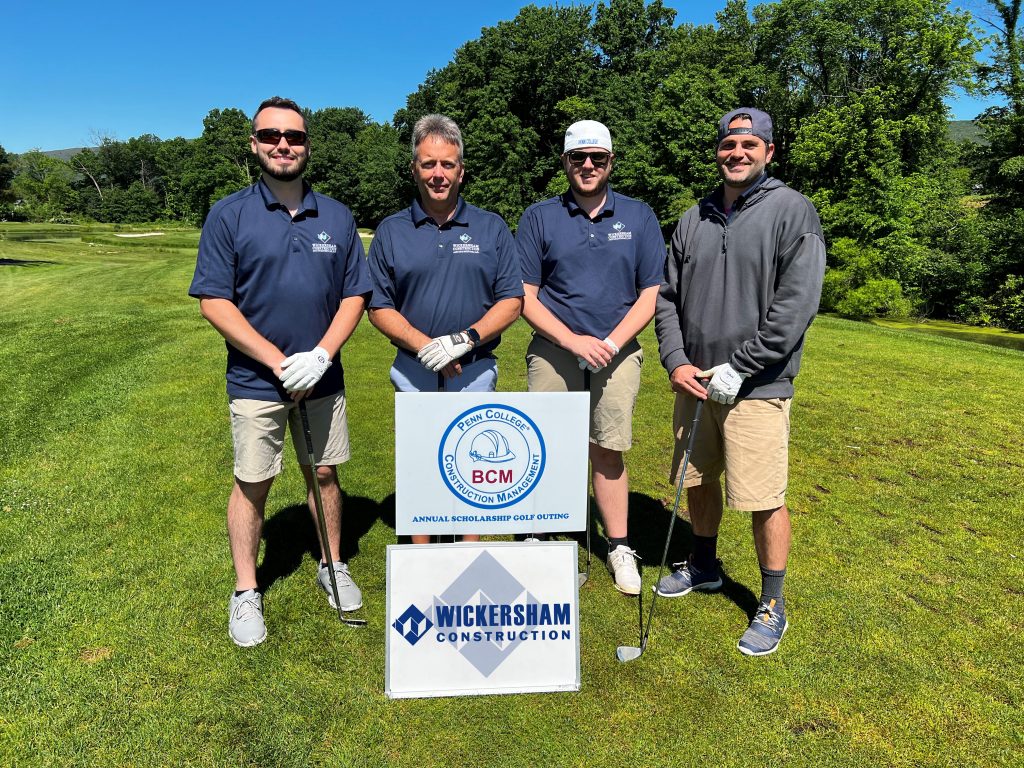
[1,224,1022,767]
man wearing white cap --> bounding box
[516,120,665,595]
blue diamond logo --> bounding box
[460,233,472,243]
[318,231,331,243]
[393,604,433,646]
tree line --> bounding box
[2,0,1023,331]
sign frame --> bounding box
[395,392,589,536]
[385,541,582,699]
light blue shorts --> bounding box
[389,352,498,392]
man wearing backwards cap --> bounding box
[654,107,825,656]
[516,120,665,595]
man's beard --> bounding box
[258,151,307,181]
[568,172,609,199]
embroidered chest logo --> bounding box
[607,220,632,241]
[312,231,337,253]
[452,232,480,254]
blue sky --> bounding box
[4,1,998,153]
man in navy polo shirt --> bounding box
[189,96,372,647]
[367,113,523,544]
[517,120,664,595]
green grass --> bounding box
[1,223,1022,767]
[869,316,1024,352]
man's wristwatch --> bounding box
[464,327,480,346]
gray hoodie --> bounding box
[655,176,825,400]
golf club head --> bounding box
[578,571,588,587]
[341,616,368,628]
[616,645,643,663]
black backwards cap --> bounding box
[718,107,773,145]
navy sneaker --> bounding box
[737,599,788,656]
[654,559,723,597]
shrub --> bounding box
[990,275,1024,331]
[835,279,913,319]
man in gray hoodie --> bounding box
[654,107,825,656]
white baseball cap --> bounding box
[563,120,613,153]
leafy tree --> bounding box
[347,123,409,228]
[395,4,596,224]
[0,144,15,218]
[156,137,198,221]
[0,144,15,198]
[173,108,254,224]
[306,107,371,208]
[201,108,257,185]
[11,152,79,222]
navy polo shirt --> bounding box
[517,187,665,339]
[189,179,372,401]
[367,197,524,355]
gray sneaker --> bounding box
[228,589,267,647]
[654,559,723,597]
[317,561,363,611]
[737,599,788,656]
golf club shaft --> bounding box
[298,399,346,624]
[638,395,705,653]
[582,367,592,581]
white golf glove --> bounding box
[279,346,332,392]
[576,337,618,373]
[418,331,475,372]
[701,363,747,405]
[577,356,603,373]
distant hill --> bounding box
[42,147,89,160]
[8,147,90,160]
[949,120,985,144]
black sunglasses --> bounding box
[254,128,308,147]
[566,150,611,168]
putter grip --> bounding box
[298,401,316,462]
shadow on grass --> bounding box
[0,258,57,266]
[256,491,385,594]
[360,489,761,618]
[625,491,760,620]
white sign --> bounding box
[395,392,589,536]
[385,542,581,699]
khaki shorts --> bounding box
[672,394,791,512]
[526,335,643,451]
[229,393,351,483]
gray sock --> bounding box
[759,566,786,611]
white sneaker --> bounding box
[228,589,267,647]
[317,561,363,611]
[606,545,641,595]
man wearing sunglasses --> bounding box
[516,120,665,595]
[654,108,825,656]
[190,96,372,646]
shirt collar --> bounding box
[412,196,467,227]
[562,186,616,219]
[257,178,318,215]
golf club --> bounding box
[437,370,457,544]
[579,366,593,587]
[616,393,705,662]
[298,399,367,628]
